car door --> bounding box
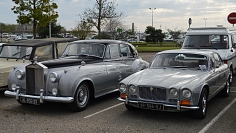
[208,54,220,96]
[213,53,227,89]
[103,43,125,91]
[119,43,137,77]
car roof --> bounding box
[72,39,132,46]
[157,49,215,56]
[2,38,79,47]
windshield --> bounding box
[150,53,208,70]
[182,35,228,49]
[61,43,105,58]
[0,45,32,59]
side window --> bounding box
[105,45,111,59]
[57,42,69,57]
[209,54,215,70]
[120,44,128,57]
[213,53,222,67]
[232,34,236,47]
[109,44,120,58]
[35,45,53,61]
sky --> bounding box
[1,0,236,33]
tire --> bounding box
[229,68,233,84]
[220,78,230,97]
[192,88,207,119]
[125,103,136,111]
[67,83,90,112]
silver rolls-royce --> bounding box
[118,49,230,119]
[4,40,149,111]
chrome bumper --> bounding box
[117,97,199,110]
[4,90,74,103]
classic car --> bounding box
[0,38,78,90]
[4,40,149,111]
[118,49,230,119]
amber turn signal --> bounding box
[121,93,127,99]
[180,100,190,106]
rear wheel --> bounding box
[67,83,90,112]
[220,78,230,97]
[192,88,207,119]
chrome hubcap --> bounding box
[77,85,88,106]
[202,94,207,114]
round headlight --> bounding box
[169,88,178,97]
[119,84,127,92]
[15,70,24,79]
[129,85,136,93]
[182,89,192,98]
[52,87,58,96]
[49,72,58,83]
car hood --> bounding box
[127,68,207,88]
[41,57,103,68]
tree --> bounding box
[81,0,123,39]
[145,26,165,44]
[166,27,182,42]
[71,20,94,40]
[103,17,127,40]
[37,22,62,38]
[11,0,59,38]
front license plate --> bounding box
[20,97,40,105]
[139,103,164,110]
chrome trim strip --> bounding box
[4,90,74,103]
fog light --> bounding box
[52,88,58,96]
[12,84,17,91]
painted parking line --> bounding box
[198,98,236,133]
[84,103,124,119]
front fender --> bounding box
[58,67,94,97]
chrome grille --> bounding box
[139,86,166,101]
[26,64,45,95]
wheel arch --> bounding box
[73,79,95,99]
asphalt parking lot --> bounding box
[0,52,236,133]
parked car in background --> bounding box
[118,49,230,119]
[0,38,78,90]
[181,26,236,84]
[176,37,185,46]
[4,40,149,111]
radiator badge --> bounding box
[150,87,153,92]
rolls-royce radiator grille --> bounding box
[139,86,166,101]
[26,64,45,95]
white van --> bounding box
[181,25,236,83]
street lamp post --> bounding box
[149,8,156,27]
[203,18,207,27]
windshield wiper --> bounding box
[199,45,218,50]
[21,54,30,59]
[184,45,199,49]
[12,52,21,56]
[170,66,188,68]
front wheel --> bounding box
[67,83,90,112]
[192,88,208,119]
[229,68,233,84]
[220,78,230,97]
